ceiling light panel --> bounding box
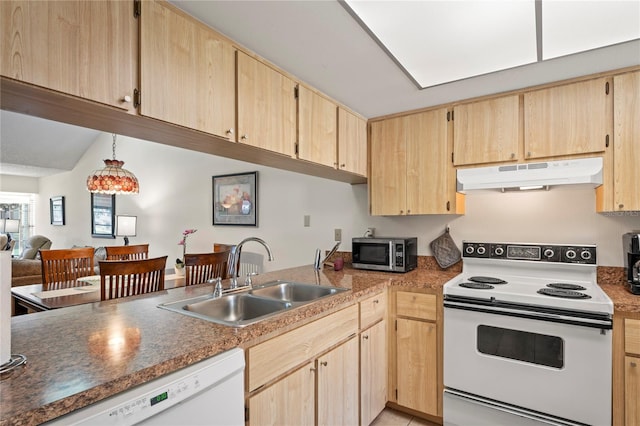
[542,0,640,60]
[345,0,537,88]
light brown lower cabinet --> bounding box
[361,319,387,426]
[396,318,438,415]
[248,362,315,425]
[390,290,441,420]
[626,355,640,426]
[317,337,359,426]
[247,337,358,426]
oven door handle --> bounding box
[444,300,612,330]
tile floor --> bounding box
[370,408,439,426]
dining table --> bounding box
[11,272,186,314]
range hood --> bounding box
[456,157,603,192]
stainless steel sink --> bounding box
[158,281,346,327]
[249,280,346,303]
[159,293,292,327]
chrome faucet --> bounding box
[229,237,274,289]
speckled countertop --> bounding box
[1,260,638,426]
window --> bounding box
[0,192,36,256]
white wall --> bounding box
[0,175,39,193]
[36,133,640,270]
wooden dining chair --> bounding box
[40,247,95,290]
[105,244,149,260]
[98,256,167,301]
[213,243,238,277]
[184,251,231,286]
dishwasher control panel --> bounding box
[44,348,245,425]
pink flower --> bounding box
[177,229,197,262]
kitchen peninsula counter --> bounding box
[0,264,459,426]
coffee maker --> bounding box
[623,232,640,295]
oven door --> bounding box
[443,301,611,426]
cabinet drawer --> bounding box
[626,319,640,355]
[247,304,358,391]
[396,292,436,321]
[360,291,387,330]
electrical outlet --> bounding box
[304,215,310,227]
[334,228,342,241]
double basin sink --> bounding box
[159,280,347,327]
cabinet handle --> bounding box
[226,128,234,135]
[527,151,532,157]
[310,367,317,372]
[400,210,404,214]
[122,95,132,103]
[510,153,515,159]
[320,361,328,367]
[333,162,338,166]
[340,163,346,167]
[407,209,411,214]
[632,361,637,368]
[373,299,379,304]
[619,204,624,209]
[446,201,451,211]
[241,134,248,140]
[363,335,369,340]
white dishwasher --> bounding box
[45,348,245,426]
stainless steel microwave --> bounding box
[352,237,417,273]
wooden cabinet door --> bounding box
[317,337,359,426]
[298,85,338,168]
[613,72,640,212]
[361,320,387,426]
[406,108,451,214]
[1,0,137,111]
[248,362,315,426]
[237,51,296,157]
[370,116,407,215]
[140,0,235,138]
[524,77,611,159]
[338,108,368,176]
[396,318,438,416]
[626,356,640,426]
[453,95,520,166]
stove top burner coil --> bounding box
[546,283,587,291]
[537,288,592,299]
[468,276,507,285]
[460,282,495,289]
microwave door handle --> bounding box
[389,241,394,269]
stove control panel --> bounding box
[462,242,596,265]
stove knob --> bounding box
[580,250,592,260]
[494,247,504,256]
[566,249,577,260]
[543,248,555,258]
[477,246,486,255]
[465,246,475,255]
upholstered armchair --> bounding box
[11,235,52,287]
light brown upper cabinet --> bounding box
[370,108,459,216]
[613,71,640,212]
[1,0,137,112]
[524,77,612,159]
[453,95,521,166]
[140,0,235,138]
[297,84,338,168]
[370,116,407,216]
[338,108,367,177]
[237,51,297,157]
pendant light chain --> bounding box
[112,133,117,160]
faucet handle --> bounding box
[213,277,223,298]
[245,272,258,287]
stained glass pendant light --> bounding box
[86,134,139,194]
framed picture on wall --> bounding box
[50,196,65,226]
[91,193,116,238]
[212,171,258,226]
